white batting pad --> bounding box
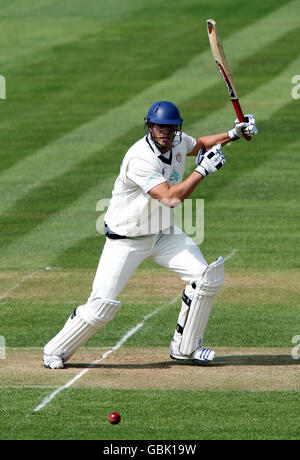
[179,256,224,355]
[44,297,122,363]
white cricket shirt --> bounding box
[104,132,196,236]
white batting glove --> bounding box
[228,114,258,141]
[195,144,225,178]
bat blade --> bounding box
[206,19,251,141]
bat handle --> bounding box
[232,100,251,141]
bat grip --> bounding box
[232,100,251,141]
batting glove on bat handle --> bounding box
[228,113,258,141]
[195,144,226,178]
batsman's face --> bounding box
[149,123,177,151]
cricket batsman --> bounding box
[43,101,258,369]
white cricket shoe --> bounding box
[43,354,64,369]
[169,337,216,362]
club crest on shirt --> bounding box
[175,152,182,163]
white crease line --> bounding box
[33,306,166,413]
[0,266,61,301]
[0,270,41,300]
[224,249,239,262]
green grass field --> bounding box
[0,0,299,442]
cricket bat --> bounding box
[206,19,251,141]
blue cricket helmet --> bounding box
[145,101,183,126]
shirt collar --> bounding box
[146,134,171,157]
[145,135,173,165]
[145,134,161,156]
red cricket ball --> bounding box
[108,412,121,424]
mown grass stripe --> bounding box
[0,0,149,71]
[2,2,209,164]
[1,6,201,174]
[0,0,298,216]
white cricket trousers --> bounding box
[88,226,208,302]
[43,226,210,363]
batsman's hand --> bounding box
[228,113,258,140]
[195,144,225,178]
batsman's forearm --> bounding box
[164,172,203,203]
[199,132,231,150]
